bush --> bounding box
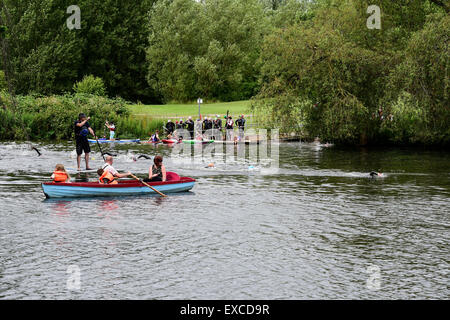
[73,75,107,96]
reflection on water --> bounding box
[0,142,448,299]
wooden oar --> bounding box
[94,135,106,161]
[130,174,167,197]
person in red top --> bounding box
[51,164,71,183]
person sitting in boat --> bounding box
[102,156,132,181]
[51,164,71,183]
[97,168,118,184]
[150,130,161,143]
[105,121,116,141]
[144,155,166,182]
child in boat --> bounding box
[97,168,118,185]
[51,164,71,183]
[144,155,166,182]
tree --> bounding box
[2,0,157,103]
[146,0,269,102]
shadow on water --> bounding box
[42,191,196,203]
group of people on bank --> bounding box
[164,114,246,140]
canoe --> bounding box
[162,139,179,144]
[213,140,260,145]
[42,175,195,199]
[182,140,214,145]
[88,139,141,144]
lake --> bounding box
[0,141,448,299]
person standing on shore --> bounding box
[105,120,116,141]
[74,113,96,171]
[235,115,246,141]
[186,116,195,139]
[166,119,175,135]
[214,115,223,140]
[225,116,234,141]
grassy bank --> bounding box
[129,100,251,118]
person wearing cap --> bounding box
[166,119,175,135]
[74,113,95,171]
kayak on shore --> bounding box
[162,139,179,144]
[88,139,141,144]
[42,172,195,198]
[182,140,214,145]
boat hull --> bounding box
[182,140,214,145]
[42,178,195,198]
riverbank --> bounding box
[129,100,251,118]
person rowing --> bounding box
[144,155,166,182]
[100,156,132,184]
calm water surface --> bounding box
[0,141,448,299]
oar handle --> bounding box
[130,174,167,198]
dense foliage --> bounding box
[0,0,448,145]
[1,0,156,103]
[73,75,106,96]
[0,93,164,140]
[252,0,449,145]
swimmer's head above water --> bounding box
[370,171,383,178]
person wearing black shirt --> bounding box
[74,113,95,171]
[236,115,246,140]
[185,116,195,139]
[225,116,234,141]
[166,119,175,135]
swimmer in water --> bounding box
[370,171,383,178]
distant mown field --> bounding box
[129,100,251,119]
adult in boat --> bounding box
[144,155,166,182]
[101,156,132,182]
[166,119,175,135]
[75,113,96,171]
[105,120,116,140]
[150,130,161,143]
[185,116,195,139]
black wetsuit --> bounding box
[236,118,246,130]
[186,119,195,139]
[166,121,175,134]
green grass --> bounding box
[129,100,251,119]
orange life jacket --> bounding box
[53,170,68,183]
[99,170,118,184]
